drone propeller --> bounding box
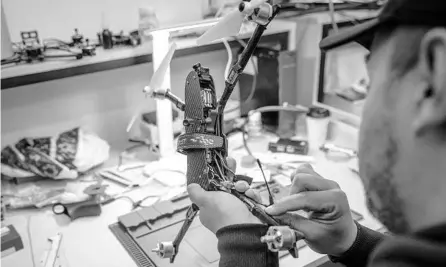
[126,42,178,132]
[196,0,268,45]
[143,42,178,95]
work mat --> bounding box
[109,182,363,267]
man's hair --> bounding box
[377,24,432,77]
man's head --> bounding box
[320,0,446,234]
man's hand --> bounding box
[265,164,358,256]
[187,158,263,233]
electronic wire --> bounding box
[26,215,37,267]
[216,4,258,115]
[216,151,235,177]
[234,37,258,106]
[222,38,233,80]
[242,126,254,157]
[329,0,339,32]
[102,194,160,210]
[213,154,227,181]
[256,159,274,205]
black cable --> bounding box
[234,37,258,105]
[213,154,226,181]
[256,159,274,205]
[216,151,235,178]
[1,54,21,65]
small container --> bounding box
[306,107,330,152]
[246,111,262,137]
[101,29,113,49]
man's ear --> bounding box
[413,28,446,137]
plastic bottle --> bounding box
[246,110,263,137]
[138,6,159,41]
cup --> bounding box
[306,107,331,152]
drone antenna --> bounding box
[256,159,274,205]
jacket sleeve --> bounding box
[329,222,387,267]
[216,224,279,267]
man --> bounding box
[188,0,446,266]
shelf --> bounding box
[1,20,295,90]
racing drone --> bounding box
[1,30,90,66]
[43,29,97,57]
[134,0,305,263]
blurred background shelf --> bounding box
[1,20,293,90]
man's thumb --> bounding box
[187,184,209,207]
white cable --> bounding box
[222,38,233,79]
[329,0,339,32]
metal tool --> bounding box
[99,170,137,187]
[52,183,106,220]
[41,233,63,267]
[320,143,358,158]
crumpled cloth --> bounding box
[1,127,110,180]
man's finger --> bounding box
[291,163,317,182]
[273,212,314,237]
[187,184,210,208]
[290,173,338,195]
[265,191,333,216]
[245,188,263,204]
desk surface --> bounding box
[1,19,295,90]
[1,127,382,267]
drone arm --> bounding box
[216,5,280,138]
[217,24,266,116]
[165,91,186,111]
[152,89,185,111]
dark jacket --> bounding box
[216,222,446,267]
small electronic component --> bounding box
[97,30,142,48]
[268,139,309,155]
